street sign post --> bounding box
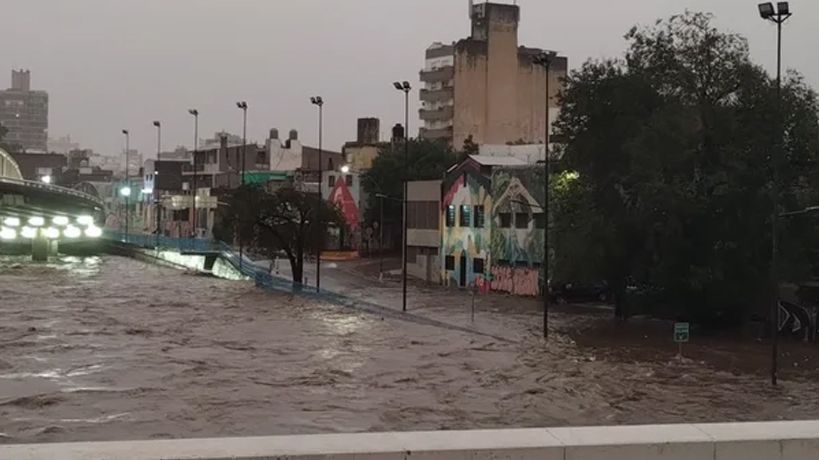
[674,322,690,358]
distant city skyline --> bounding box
[4,0,818,158]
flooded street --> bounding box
[2,255,819,444]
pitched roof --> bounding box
[467,155,527,166]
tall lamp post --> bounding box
[236,102,248,185]
[236,101,248,270]
[121,129,131,242]
[534,50,557,339]
[310,96,324,292]
[188,109,199,238]
[759,1,792,387]
[153,121,161,247]
[393,81,411,312]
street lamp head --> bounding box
[311,96,323,106]
[758,2,775,19]
[236,101,247,110]
[122,129,128,135]
[777,2,789,15]
[153,121,160,127]
[188,109,198,116]
[393,81,403,90]
[402,81,411,90]
[340,165,350,174]
[534,51,558,67]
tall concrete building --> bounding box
[419,2,567,149]
[0,70,48,152]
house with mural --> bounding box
[439,155,546,297]
[322,169,365,251]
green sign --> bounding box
[674,322,690,343]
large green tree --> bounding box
[361,139,456,247]
[553,12,819,324]
[215,185,345,284]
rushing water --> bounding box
[2,255,819,444]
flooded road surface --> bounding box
[2,255,819,444]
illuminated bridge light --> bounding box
[3,217,20,227]
[21,226,37,239]
[44,227,60,239]
[52,216,70,226]
[0,227,16,240]
[77,215,94,226]
[28,216,45,227]
[63,226,81,239]
[84,225,102,238]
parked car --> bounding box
[550,281,610,304]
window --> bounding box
[473,258,485,274]
[328,158,334,170]
[515,212,530,229]
[329,175,335,187]
[446,205,456,227]
[445,255,455,270]
[460,205,471,227]
[474,205,485,228]
[346,175,353,186]
[499,212,512,228]
[534,213,546,229]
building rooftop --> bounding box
[467,155,527,166]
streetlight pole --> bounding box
[236,102,248,185]
[153,120,162,248]
[188,109,199,238]
[534,51,557,339]
[393,81,411,312]
[758,1,792,386]
[380,194,384,279]
[236,102,248,270]
[122,129,130,242]
[310,96,324,292]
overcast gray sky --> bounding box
[2,0,817,157]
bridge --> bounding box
[0,148,105,260]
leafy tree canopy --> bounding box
[553,12,819,324]
[215,185,345,284]
[361,139,456,228]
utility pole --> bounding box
[758,1,792,386]
[534,51,557,339]
[393,81,411,312]
[311,96,324,292]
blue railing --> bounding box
[106,230,220,253]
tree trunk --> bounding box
[290,254,302,285]
[612,277,628,322]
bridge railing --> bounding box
[106,231,220,253]
[0,176,104,207]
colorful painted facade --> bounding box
[439,160,546,297]
[489,167,546,297]
[440,167,492,288]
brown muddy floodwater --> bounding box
[2,255,819,444]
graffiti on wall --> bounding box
[490,265,540,297]
[441,171,492,287]
[490,167,546,266]
[489,166,545,295]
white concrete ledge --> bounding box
[2,421,819,459]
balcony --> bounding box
[419,65,454,83]
[419,87,454,103]
[419,126,453,141]
[419,106,453,122]
[182,163,221,175]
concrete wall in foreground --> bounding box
[3,421,819,460]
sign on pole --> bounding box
[674,322,689,359]
[674,322,690,343]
